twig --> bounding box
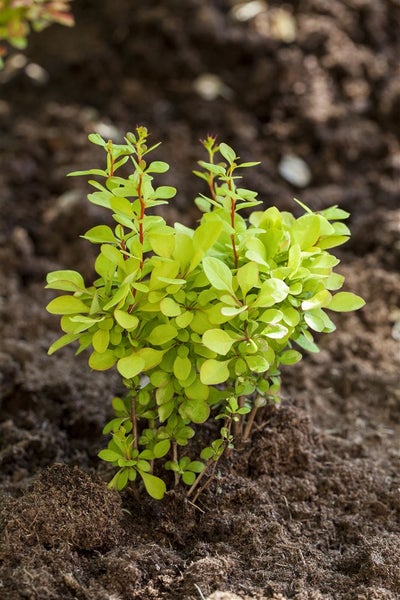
[242,406,258,441]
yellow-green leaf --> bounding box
[117,354,145,379]
[89,350,117,370]
[200,358,230,385]
[92,329,110,353]
[328,292,365,312]
[114,309,139,330]
[138,471,166,500]
[46,296,90,315]
[148,324,177,346]
[202,329,235,355]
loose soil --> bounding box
[0,1,399,598]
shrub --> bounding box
[46,127,365,500]
[0,0,74,67]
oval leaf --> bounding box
[117,354,145,379]
[203,256,234,293]
[89,350,117,371]
[328,292,365,312]
[200,358,230,385]
[114,309,139,330]
[47,296,89,315]
[202,329,235,355]
[138,471,166,500]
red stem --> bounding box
[230,199,238,268]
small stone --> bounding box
[278,154,312,188]
[25,62,49,84]
[269,9,296,43]
[231,1,267,22]
[193,74,233,101]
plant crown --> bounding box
[0,0,74,67]
[46,128,365,500]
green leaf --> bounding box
[219,142,236,163]
[46,296,89,315]
[179,399,210,424]
[325,273,345,291]
[198,161,226,176]
[88,133,106,146]
[254,279,289,308]
[188,461,204,473]
[236,262,259,297]
[220,305,248,317]
[158,400,175,422]
[160,297,181,317]
[301,290,332,311]
[149,233,175,258]
[116,469,130,491]
[263,323,289,339]
[103,284,130,310]
[102,418,127,434]
[182,471,196,485]
[92,328,110,353]
[175,311,193,328]
[202,329,235,355]
[294,333,320,353]
[89,350,117,370]
[148,324,178,346]
[203,256,234,293]
[153,439,171,458]
[101,244,125,267]
[117,354,145,379]
[279,349,302,365]
[147,161,170,174]
[138,471,166,500]
[110,195,134,216]
[245,355,270,373]
[48,333,79,355]
[173,356,192,381]
[98,449,122,462]
[83,225,117,244]
[320,206,350,220]
[114,309,139,330]
[317,235,348,250]
[136,348,165,370]
[87,190,113,209]
[328,292,365,312]
[46,270,85,292]
[184,379,209,401]
[154,186,177,199]
[291,214,320,249]
[200,359,230,385]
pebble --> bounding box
[193,74,233,101]
[230,0,267,22]
[278,154,312,188]
[24,62,49,84]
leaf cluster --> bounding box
[46,128,365,499]
[0,0,74,67]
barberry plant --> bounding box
[0,0,74,67]
[46,127,365,500]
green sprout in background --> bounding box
[46,127,365,500]
[0,0,74,67]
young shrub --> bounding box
[46,128,365,500]
[0,0,74,67]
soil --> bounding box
[0,1,399,598]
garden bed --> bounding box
[0,1,399,598]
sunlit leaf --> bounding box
[328,292,365,312]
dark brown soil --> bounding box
[1,1,399,598]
